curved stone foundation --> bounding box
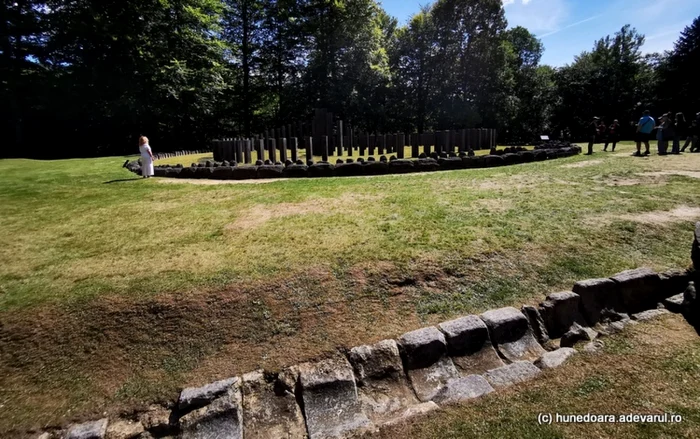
[123,147,583,180]
[36,227,700,439]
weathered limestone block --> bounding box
[560,323,597,347]
[105,420,144,439]
[631,309,670,321]
[139,406,171,433]
[232,166,258,180]
[308,162,336,178]
[397,327,459,402]
[534,348,576,370]
[298,357,372,439]
[388,159,415,174]
[334,162,364,177]
[282,164,309,178]
[241,370,306,439]
[66,419,109,439]
[483,361,542,388]
[482,155,505,167]
[539,292,586,339]
[610,268,661,314]
[683,282,698,322]
[415,158,439,172]
[572,278,619,326]
[479,307,546,363]
[659,269,693,300]
[431,375,494,405]
[179,378,239,413]
[256,164,284,179]
[381,402,439,427]
[348,339,419,424]
[212,166,234,180]
[664,293,685,313]
[583,340,605,353]
[521,305,549,345]
[179,387,243,439]
[437,315,505,375]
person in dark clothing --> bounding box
[672,112,687,154]
[683,119,699,152]
[604,119,620,151]
[656,114,674,155]
[587,116,600,155]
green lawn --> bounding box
[1,141,700,436]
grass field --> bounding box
[2,141,700,436]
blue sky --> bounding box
[380,0,700,66]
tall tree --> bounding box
[553,25,647,139]
[657,16,700,116]
[222,0,265,136]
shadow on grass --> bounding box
[103,178,143,184]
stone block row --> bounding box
[125,147,582,181]
[47,219,700,439]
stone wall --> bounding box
[124,147,582,181]
[36,224,700,439]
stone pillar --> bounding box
[236,139,244,163]
[257,139,265,162]
[305,136,313,162]
[280,138,288,163]
[338,120,344,156]
[290,137,299,162]
[369,135,375,156]
[411,134,419,158]
[397,133,405,159]
[244,139,251,164]
[378,135,385,155]
[268,138,277,163]
[322,136,329,162]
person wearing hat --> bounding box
[634,110,654,156]
[587,116,600,155]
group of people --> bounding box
[587,110,699,156]
[632,110,699,156]
[587,118,622,153]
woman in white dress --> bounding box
[139,136,155,178]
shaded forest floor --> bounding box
[2,142,700,436]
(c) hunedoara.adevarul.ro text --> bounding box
[537,413,683,425]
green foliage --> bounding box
[2,0,700,157]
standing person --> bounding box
[587,116,600,155]
[139,136,154,178]
[683,118,699,152]
[672,112,687,154]
[656,114,672,155]
[604,119,620,152]
[634,110,655,156]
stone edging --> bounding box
[123,147,582,180]
[35,226,700,439]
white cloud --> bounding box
[539,14,602,39]
[504,0,570,33]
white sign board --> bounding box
[540,135,550,141]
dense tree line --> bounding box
[1,0,699,158]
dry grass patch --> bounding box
[225,193,384,230]
[587,205,700,227]
[561,159,604,169]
